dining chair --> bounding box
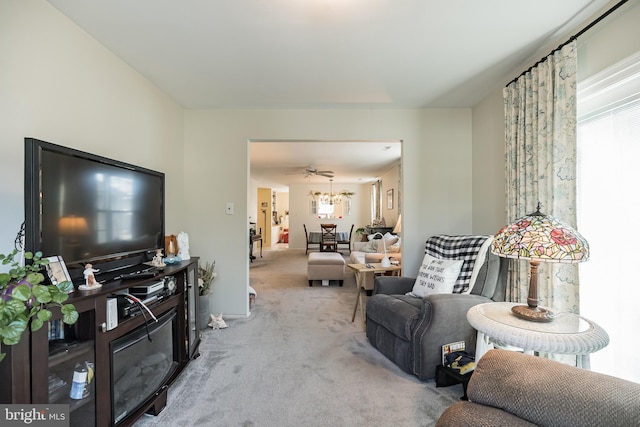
[320,224,338,252]
[303,224,319,254]
[337,224,354,254]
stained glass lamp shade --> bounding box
[491,203,590,322]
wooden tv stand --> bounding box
[0,258,200,427]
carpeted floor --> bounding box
[133,247,461,427]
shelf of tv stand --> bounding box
[51,388,95,412]
[48,340,94,368]
[102,293,183,342]
[67,259,193,301]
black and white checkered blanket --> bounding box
[424,235,491,293]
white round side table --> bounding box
[467,302,609,369]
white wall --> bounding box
[184,108,473,316]
[471,89,506,235]
[416,110,474,223]
[0,1,185,255]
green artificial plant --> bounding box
[0,249,78,362]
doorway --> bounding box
[249,139,402,253]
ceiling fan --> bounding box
[288,165,334,178]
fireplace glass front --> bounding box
[110,308,178,425]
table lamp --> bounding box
[370,232,391,268]
[393,214,402,234]
[491,203,589,322]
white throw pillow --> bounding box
[378,233,399,253]
[359,240,379,253]
[364,233,398,253]
[410,254,464,298]
[378,240,398,253]
[388,237,401,253]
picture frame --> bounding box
[387,189,394,209]
[45,256,72,289]
[345,199,352,216]
[310,199,317,215]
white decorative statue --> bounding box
[177,231,190,260]
[208,313,228,329]
[84,264,100,287]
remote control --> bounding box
[119,271,158,280]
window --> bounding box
[577,51,640,383]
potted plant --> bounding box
[355,227,367,242]
[0,249,78,362]
[197,260,217,329]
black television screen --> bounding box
[24,138,164,276]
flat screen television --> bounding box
[24,138,165,282]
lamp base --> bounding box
[511,305,554,323]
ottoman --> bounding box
[307,252,345,286]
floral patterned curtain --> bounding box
[502,41,581,315]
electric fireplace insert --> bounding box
[110,308,178,425]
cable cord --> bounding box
[122,293,158,322]
[122,293,156,342]
[15,222,25,251]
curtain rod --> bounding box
[506,0,629,87]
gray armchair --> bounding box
[365,235,507,380]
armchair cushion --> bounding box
[366,294,422,340]
[374,276,415,295]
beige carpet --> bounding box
[133,247,460,427]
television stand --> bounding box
[0,258,201,427]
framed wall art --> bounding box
[387,189,394,210]
[45,256,72,287]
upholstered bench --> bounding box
[307,252,345,286]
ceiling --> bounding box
[47,0,611,189]
[250,140,401,189]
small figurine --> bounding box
[152,249,166,267]
[177,231,190,260]
[84,263,100,287]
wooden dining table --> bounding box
[308,231,350,243]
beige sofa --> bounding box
[349,238,401,290]
[436,349,640,427]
